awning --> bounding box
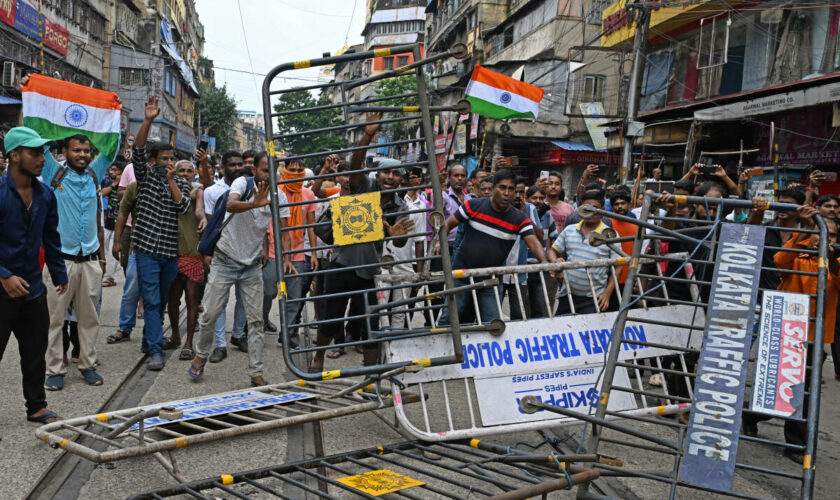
[160,17,199,95]
[535,142,620,166]
[0,96,22,105]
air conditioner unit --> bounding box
[2,61,15,88]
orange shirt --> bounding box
[611,218,637,283]
[774,236,840,344]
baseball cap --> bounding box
[376,158,406,177]
[4,126,51,153]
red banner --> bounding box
[0,0,14,27]
[44,18,69,56]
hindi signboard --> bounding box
[679,223,765,493]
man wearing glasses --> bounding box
[130,96,192,371]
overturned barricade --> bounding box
[129,440,607,499]
[514,195,830,499]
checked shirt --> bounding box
[131,146,191,258]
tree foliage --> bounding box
[375,74,421,135]
[273,90,343,167]
[196,79,238,153]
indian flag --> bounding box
[465,65,544,120]
[22,74,121,158]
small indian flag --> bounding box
[22,74,121,158]
[465,65,544,120]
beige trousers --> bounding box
[44,260,102,375]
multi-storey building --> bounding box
[600,0,840,189]
[425,0,623,188]
[234,110,264,153]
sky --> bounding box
[195,0,368,113]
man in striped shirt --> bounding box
[549,191,618,316]
[442,169,547,324]
[131,96,192,371]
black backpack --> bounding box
[197,177,255,256]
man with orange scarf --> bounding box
[264,159,319,344]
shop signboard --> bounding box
[44,18,69,56]
[14,0,39,40]
[0,0,14,27]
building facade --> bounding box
[600,0,840,191]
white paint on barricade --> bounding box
[387,305,705,384]
[752,290,810,418]
[474,366,636,426]
[127,390,317,429]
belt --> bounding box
[62,252,99,263]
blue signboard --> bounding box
[678,223,765,492]
[14,0,40,40]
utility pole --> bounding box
[621,3,652,183]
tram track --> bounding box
[25,308,186,500]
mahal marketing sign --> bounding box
[679,223,765,492]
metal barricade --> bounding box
[384,251,706,441]
[129,439,605,499]
[35,380,421,481]
[261,43,476,382]
[517,195,829,499]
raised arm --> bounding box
[132,96,160,181]
[349,112,382,189]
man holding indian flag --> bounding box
[20,74,122,392]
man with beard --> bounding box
[35,82,121,390]
[545,171,574,229]
[309,115,415,370]
[1,127,67,422]
[190,152,291,386]
[130,96,192,371]
[198,150,249,360]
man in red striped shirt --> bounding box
[441,168,547,323]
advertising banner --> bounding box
[679,223,765,492]
[0,0,15,27]
[474,366,636,426]
[14,0,39,40]
[387,304,705,384]
[751,290,810,418]
[44,18,69,56]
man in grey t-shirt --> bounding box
[190,152,292,386]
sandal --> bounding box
[27,409,61,424]
[101,277,116,287]
[161,337,180,350]
[107,331,130,344]
[326,348,346,359]
[179,347,194,360]
[250,376,268,387]
[188,357,207,379]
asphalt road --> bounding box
[2,273,840,499]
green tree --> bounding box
[375,74,421,136]
[273,90,343,167]
[195,79,238,153]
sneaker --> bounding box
[80,369,103,386]
[277,335,299,349]
[649,374,663,387]
[209,347,227,363]
[264,321,277,333]
[45,375,64,391]
[148,353,164,371]
[231,335,248,353]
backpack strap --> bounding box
[50,165,101,197]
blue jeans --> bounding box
[213,283,246,347]
[135,250,178,355]
[440,277,500,325]
[526,271,548,318]
[118,252,140,334]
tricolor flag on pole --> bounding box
[465,65,544,120]
[22,74,122,158]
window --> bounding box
[119,68,141,86]
[583,75,606,102]
[397,55,409,67]
[503,26,514,48]
[383,57,394,70]
[587,0,609,25]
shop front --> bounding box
[534,141,620,191]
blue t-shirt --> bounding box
[453,197,534,270]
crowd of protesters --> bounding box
[1,89,840,470]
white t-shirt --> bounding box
[383,193,427,275]
[203,181,230,216]
[215,177,289,266]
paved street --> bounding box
[0,273,839,499]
